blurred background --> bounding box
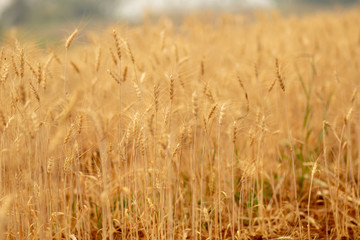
[0,0,359,42]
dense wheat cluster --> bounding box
[1,9,360,239]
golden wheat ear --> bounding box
[65,29,78,49]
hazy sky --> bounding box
[117,0,274,19]
[1,0,358,24]
[0,0,274,20]
[0,0,11,15]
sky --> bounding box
[0,0,275,20]
[0,0,11,15]
[0,0,358,25]
[117,0,274,19]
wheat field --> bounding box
[0,8,360,239]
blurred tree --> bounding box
[275,0,359,5]
[30,0,117,22]
[303,0,359,4]
[1,0,117,27]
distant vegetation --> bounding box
[0,0,116,34]
[1,0,359,29]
